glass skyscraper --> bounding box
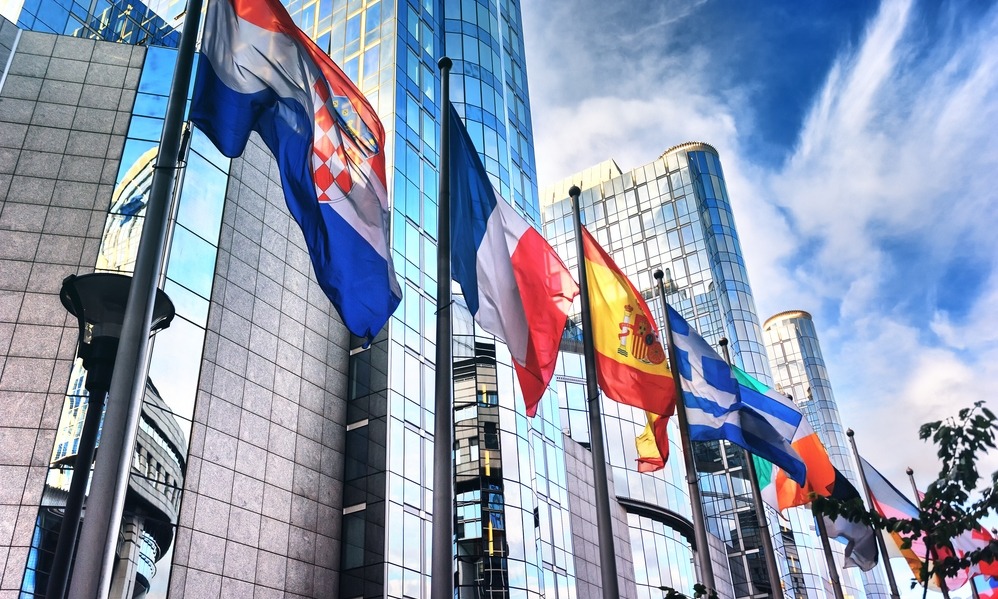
[2,0,575,596]
[540,144,776,599]
[539,145,889,599]
[308,0,571,596]
[763,310,889,599]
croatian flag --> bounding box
[667,305,806,484]
[448,105,579,416]
[191,0,401,340]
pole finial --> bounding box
[846,428,854,437]
[654,269,664,281]
[438,56,452,70]
[719,337,728,347]
[569,185,581,198]
[906,467,913,475]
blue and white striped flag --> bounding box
[667,306,806,484]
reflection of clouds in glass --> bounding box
[139,47,177,95]
[99,146,159,272]
[141,0,187,29]
[147,317,205,427]
[190,128,229,170]
[132,92,168,118]
[127,115,167,143]
[164,279,209,328]
[177,151,226,242]
[166,225,216,299]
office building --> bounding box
[0,0,605,596]
[541,146,771,599]
[540,147,888,599]
[763,310,889,599]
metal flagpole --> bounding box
[847,429,901,599]
[970,577,982,599]
[907,468,951,599]
[717,337,783,598]
[69,1,204,596]
[46,390,106,599]
[813,504,847,599]
[654,268,716,590]
[568,185,620,599]
[922,536,933,599]
[431,56,455,599]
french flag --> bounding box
[448,105,579,416]
[190,0,401,340]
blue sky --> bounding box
[522,0,998,560]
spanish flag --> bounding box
[635,410,671,472]
[581,226,677,468]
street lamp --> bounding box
[46,273,174,599]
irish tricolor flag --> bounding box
[752,404,836,511]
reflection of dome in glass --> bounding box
[97,147,158,273]
[70,0,182,46]
[39,377,186,598]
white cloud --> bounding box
[0,0,24,23]
[524,0,998,488]
[746,0,998,487]
[788,6,996,237]
[532,94,739,192]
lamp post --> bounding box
[46,273,174,599]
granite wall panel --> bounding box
[0,28,143,593]
[168,132,350,597]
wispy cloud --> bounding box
[749,0,998,481]
[524,0,998,485]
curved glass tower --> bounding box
[541,142,778,599]
[3,0,562,595]
[321,0,575,596]
[763,310,889,599]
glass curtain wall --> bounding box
[22,46,229,597]
[15,0,182,46]
[763,311,889,599]
[317,0,572,595]
[541,143,790,599]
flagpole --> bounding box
[68,2,204,596]
[654,268,716,590]
[847,429,902,599]
[907,467,951,599]
[569,185,620,599]
[970,577,982,599]
[922,535,933,599]
[431,56,455,599]
[718,337,783,597]
[814,504,847,599]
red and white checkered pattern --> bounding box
[311,80,353,203]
